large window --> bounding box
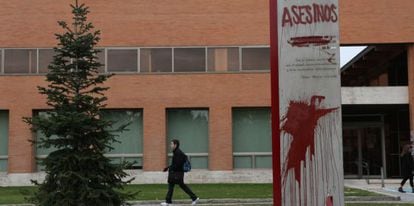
[167,109,209,169]
[241,48,270,71]
[0,111,8,172]
[174,48,206,72]
[35,110,143,170]
[233,108,271,169]
[102,110,143,169]
[107,49,138,72]
[207,47,240,72]
[4,49,37,73]
[140,48,172,73]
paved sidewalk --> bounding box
[0,199,274,206]
[345,179,414,202]
[129,198,273,206]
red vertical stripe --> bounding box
[269,0,281,205]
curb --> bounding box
[130,198,273,205]
[0,196,403,206]
[345,184,401,201]
[345,196,400,201]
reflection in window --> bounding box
[39,49,55,73]
[242,48,270,71]
[4,49,37,74]
[0,111,8,172]
[233,108,271,169]
[103,110,143,169]
[107,49,138,72]
[140,48,172,73]
[167,109,209,169]
[35,110,144,170]
[174,48,206,72]
[208,47,239,72]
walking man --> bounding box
[161,139,199,205]
[399,144,414,193]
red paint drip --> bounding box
[288,36,333,47]
[326,195,333,206]
[281,95,337,188]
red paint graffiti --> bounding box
[281,95,338,187]
[288,36,333,47]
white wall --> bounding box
[341,86,408,105]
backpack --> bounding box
[183,156,191,172]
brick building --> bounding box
[0,0,414,185]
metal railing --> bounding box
[233,152,272,169]
[0,155,7,172]
[167,153,209,162]
[36,153,143,170]
[37,153,142,160]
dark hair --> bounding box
[171,139,180,148]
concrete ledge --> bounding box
[341,86,408,104]
[131,198,273,205]
[0,170,273,186]
[345,196,400,201]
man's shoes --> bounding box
[192,197,200,205]
[398,187,406,193]
[160,202,169,206]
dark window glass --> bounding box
[96,49,105,73]
[242,48,270,71]
[107,49,137,72]
[4,49,37,74]
[140,48,172,73]
[174,48,206,72]
[39,49,54,73]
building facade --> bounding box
[1,0,414,185]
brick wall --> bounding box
[0,73,270,172]
[1,0,414,173]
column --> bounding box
[8,108,35,173]
[209,106,233,170]
[143,106,166,171]
[408,45,414,130]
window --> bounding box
[0,49,2,73]
[38,49,55,73]
[36,110,143,170]
[174,48,206,72]
[96,49,105,73]
[167,109,209,169]
[233,108,271,169]
[107,49,138,72]
[4,49,37,73]
[0,111,8,172]
[241,48,270,71]
[35,112,58,171]
[103,110,143,169]
[140,48,172,73]
[207,47,239,72]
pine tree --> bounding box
[24,1,134,205]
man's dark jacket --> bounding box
[168,147,187,183]
[401,153,414,177]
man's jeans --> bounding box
[165,182,197,203]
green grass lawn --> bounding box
[344,187,382,196]
[0,184,386,204]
